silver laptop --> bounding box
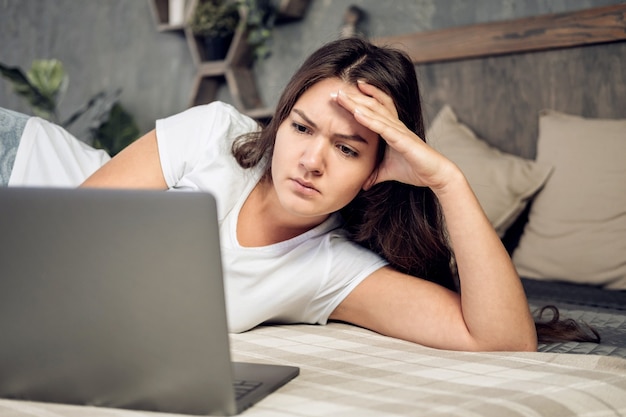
[0,187,299,416]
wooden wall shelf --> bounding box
[149,0,311,120]
[374,3,626,64]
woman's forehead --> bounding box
[294,80,377,142]
[299,78,354,100]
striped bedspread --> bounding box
[2,322,625,417]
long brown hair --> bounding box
[233,37,456,290]
[232,37,598,345]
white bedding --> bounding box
[2,323,625,417]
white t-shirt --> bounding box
[156,102,388,332]
[9,102,388,333]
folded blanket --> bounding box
[0,108,29,185]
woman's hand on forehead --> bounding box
[331,81,456,193]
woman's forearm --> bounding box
[434,168,537,350]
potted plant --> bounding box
[190,0,240,61]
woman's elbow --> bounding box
[472,331,538,352]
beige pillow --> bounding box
[427,105,553,237]
[513,110,626,289]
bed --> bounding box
[1,323,626,417]
[1,4,626,417]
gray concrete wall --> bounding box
[0,0,621,141]
[0,0,194,137]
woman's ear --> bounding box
[362,169,379,191]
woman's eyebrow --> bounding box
[292,108,369,144]
[293,109,317,129]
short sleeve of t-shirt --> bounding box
[156,102,257,187]
[221,212,389,332]
[305,228,389,325]
[155,101,260,219]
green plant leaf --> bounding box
[61,90,110,128]
[0,62,57,120]
[91,102,140,156]
[2,59,139,156]
[26,59,68,104]
[63,89,122,143]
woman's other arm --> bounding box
[330,83,537,352]
[81,129,168,189]
[331,174,537,352]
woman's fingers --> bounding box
[332,83,454,191]
[334,88,403,142]
[333,83,394,121]
[356,81,398,118]
[335,88,419,155]
[332,89,424,185]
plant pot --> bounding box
[201,34,233,61]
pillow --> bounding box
[512,110,626,289]
[427,105,553,237]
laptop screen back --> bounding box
[0,188,239,415]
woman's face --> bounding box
[271,78,380,222]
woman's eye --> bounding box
[338,144,358,158]
[291,122,310,134]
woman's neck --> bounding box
[236,179,329,247]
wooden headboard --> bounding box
[375,4,626,159]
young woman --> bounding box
[81,37,544,352]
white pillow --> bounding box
[427,105,553,237]
[513,110,626,289]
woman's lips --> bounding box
[291,178,320,195]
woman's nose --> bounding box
[299,137,326,175]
